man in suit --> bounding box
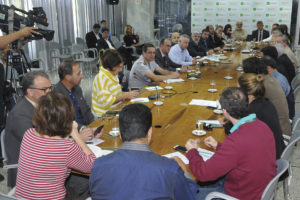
[54,60,96,134]
[89,103,199,199]
[97,27,115,52]
[252,21,270,42]
[85,24,101,57]
[199,29,214,52]
[5,71,52,187]
[155,38,181,71]
[188,31,207,57]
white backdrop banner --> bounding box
[191,0,292,34]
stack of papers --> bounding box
[189,99,217,107]
[163,148,215,164]
[87,144,113,158]
[130,98,149,103]
[164,78,185,84]
[197,120,220,125]
[145,86,163,91]
[86,138,104,145]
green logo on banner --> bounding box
[267,2,270,5]
[241,2,244,5]
[252,19,256,22]
[216,13,219,16]
[240,13,243,17]
[266,13,269,17]
[253,8,256,11]
[215,24,218,28]
[204,8,207,11]
[265,25,269,28]
[228,8,231,11]
[280,8,283,11]
[204,18,207,22]
[192,24,195,27]
[193,13,196,16]
[227,19,231,22]
[216,2,219,5]
[279,19,283,22]
[193,2,196,6]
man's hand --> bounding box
[125,91,139,99]
[79,127,94,142]
[192,60,197,64]
[18,27,40,37]
[185,138,200,151]
[207,49,214,55]
[169,71,180,79]
[204,136,218,149]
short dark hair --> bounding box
[93,24,100,29]
[143,43,155,53]
[33,91,74,138]
[242,57,268,75]
[257,21,263,25]
[58,60,76,80]
[22,71,49,95]
[160,38,169,45]
[262,56,277,69]
[202,29,209,34]
[101,27,109,33]
[273,23,279,27]
[119,103,152,142]
[261,46,278,60]
[100,20,106,24]
[102,49,123,71]
[219,87,249,119]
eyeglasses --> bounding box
[29,85,53,93]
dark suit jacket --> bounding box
[187,40,207,57]
[97,36,115,51]
[251,29,270,41]
[213,34,224,48]
[85,31,101,57]
[199,38,214,51]
[5,97,35,187]
[277,54,295,84]
[54,81,94,128]
[155,48,181,71]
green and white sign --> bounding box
[191,0,292,33]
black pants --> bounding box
[65,173,90,200]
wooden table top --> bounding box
[89,42,258,155]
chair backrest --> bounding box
[1,129,7,162]
[72,44,84,54]
[281,130,300,161]
[291,74,300,89]
[292,117,300,132]
[172,23,183,33]
[111,36,122,49]
[260,159,289,200]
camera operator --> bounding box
[0,26,38,128]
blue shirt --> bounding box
[271,70,291,96]
[168,44,193,66]
[89,142,198,200]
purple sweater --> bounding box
[187,119,277,200]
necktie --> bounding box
[260,31,263,41]
[204,40,208,48]
[163,56,168,67]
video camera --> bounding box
[0,4,54,41]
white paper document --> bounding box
[189,99,217,107]
[163,152,189,164]
[86,138,104,146]
[87,144,113,158]
[130,98,149,103]
[197,148,215,161]
[197,120,221,125]
[145,86,163,91]
[163,78,185,84]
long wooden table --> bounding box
[89,42,258,155]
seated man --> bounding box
[5,71,52,187]
[232,21,247,41]
[185,87,276,200]
[54,60,96,132]
[188,31,209,57]
[129,43,179,89]
[169,34,197,66]
[171,32,180,46]
[251,21,270,41]
[199,29,214,52]
[90,103,198,199]
[243,57,291,135]
[206,25,215,44]
[97,27,115,51]
[213,26,225,48]
[99,20,111,39]
[85,24,101,57]
[262,23,280,43]
[155,38,181,71]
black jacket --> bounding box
[97,36,115,51]
[277,54,295,84]
[187,40,207,57]
[155,48,181,70]
[199,38,214,51]
[251,29,270,41]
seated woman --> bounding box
[91,49,138,117]
[238,73,285,159]
[223,24,233,43]
[15,91,96,200]
[123,24,143,54]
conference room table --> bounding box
[89,42,262,156]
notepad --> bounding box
[130,98,149,103]
[163,152,189,164]
[197,148,215,161]
[86,138,104,145]
[164,78,185,84]
[189,99,217,107]
[87,144,113,158]
[145,86,163,91]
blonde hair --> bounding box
[124,25,132,36]
[238,73,265,98]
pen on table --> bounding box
[101,147,119,150]
[103,134,116,138]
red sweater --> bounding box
[15,128,96,200]
[187,120,277,200]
